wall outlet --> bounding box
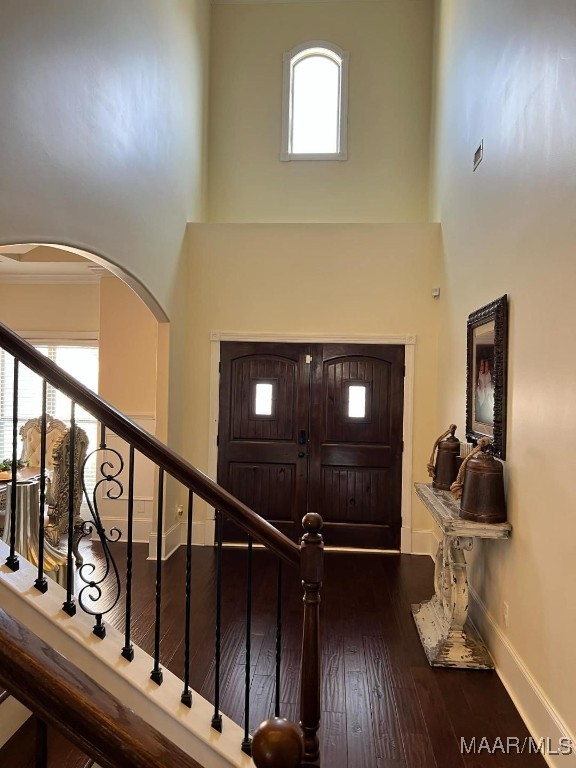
[177,504,184,517]
[503,601,509,628]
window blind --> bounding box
[0,344,99,502]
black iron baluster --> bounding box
[62,402,76,616]
[121,445,135,661]
[211,509,223,732]
[241,535,253,756]
[181,489,194,707]
[6,357,19,571]
[34,381,49,593]
[35,718,47,768]
[275,558,283,718]
[150,467,164,684]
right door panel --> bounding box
[308,344,405,549]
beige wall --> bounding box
[208,1,434,223]
[0,0,210,317]
[98,278,158,416]
[432,0,576,740]
[186,222,442,532]
[0,283,99,333]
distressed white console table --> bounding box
[412,483,511,669]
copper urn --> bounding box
[460,451,507,524]
[432,432,460,491]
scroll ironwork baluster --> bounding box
[211,509,223,732]
[77,434,123,637]
[122,445,135,661]
[34,381,49,593]
[6,357,19,572]
[150,467,164,684]
[62,401,76,616]
[181,489,194,707]
[241,535,253,757]
[275,558,283,718]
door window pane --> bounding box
[348,385,366,419]
[255,382,274,416]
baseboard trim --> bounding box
[468,587,576,768]
[148,521,182,560]
[90,516,151,544]
[179,521,208,547]
[411,528,437,557]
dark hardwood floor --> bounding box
[71,540,545,768]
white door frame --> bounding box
[206,331,416,553]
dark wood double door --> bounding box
[217,342,405,549]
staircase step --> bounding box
[0,716,94,767]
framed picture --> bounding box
[466,295,508,459]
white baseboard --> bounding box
[468,588,576,768]
[147,521,210,559]
[148,521,182,560]
[180,520,209,547]
[411,528,437,557]
[90,516,152,544]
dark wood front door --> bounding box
[218,342,404,548]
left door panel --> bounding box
[217,342,311,541]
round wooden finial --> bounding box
[302,512,323,535]
[252,717,304,768]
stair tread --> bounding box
[0,716,93,768]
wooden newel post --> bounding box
[299,512,324,766]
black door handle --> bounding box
[298,430,307,445]
[298,451,306,458]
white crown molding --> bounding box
[17,330,99,343]
[0,274,100,285]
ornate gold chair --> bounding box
[45,425,89,566]
[0,416,67,524]
[19,415,67,471]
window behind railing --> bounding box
[0,344,99,500]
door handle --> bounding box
[298,451,306,458]
[298,430,307,445]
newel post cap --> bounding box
[252,717,304,768]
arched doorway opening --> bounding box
[0,242,169,548]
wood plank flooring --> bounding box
[76,542,545,768]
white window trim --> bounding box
[280,40,349,162]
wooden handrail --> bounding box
[0,322,299,567]
[0,609,204,768]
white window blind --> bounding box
[0,344,99,502]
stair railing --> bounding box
[0,608,205,768]
[0,321,323,767]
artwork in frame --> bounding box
[466,295,508,459]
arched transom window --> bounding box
[281,41,349,161]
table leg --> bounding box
[411,534,494,669]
